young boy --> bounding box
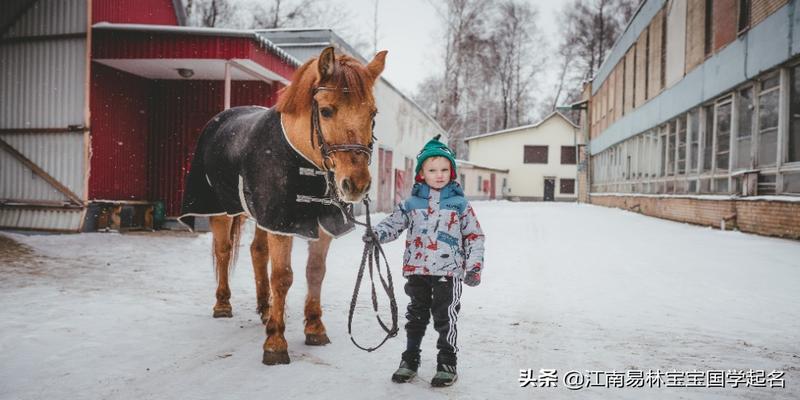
[364,135,485,387]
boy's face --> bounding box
[420,157,451,190]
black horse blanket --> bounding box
[178,106,354,240]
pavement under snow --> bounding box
[1,202,798,399]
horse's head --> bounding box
[277,47,387,203]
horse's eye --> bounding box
[371,119,376,130]
[320,107,334,118]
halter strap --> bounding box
[310,86,376,170]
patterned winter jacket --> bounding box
[373,181,485,280]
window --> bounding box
[477,176,482,191]
[716,100,732,172]
[689,109,700,172]
[736,87,754,169]
[560,178,575,194]
[661,10,667,89]
[677,116,687,174]
[524,145,548,164]
[738,0,751,33]
[658,127,667,176]
[560,146,577,164]
[790,66,800,162]
[703,105,714,172]
[757,74,779,167]
[666,121,675,176]
[460,173,466,189]
[704,0,714,56]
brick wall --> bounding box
[751,0,788,26]
[714,0,738,51]
[648,9,664,100]
[624,48,635,114]
[591,194,800,240]
[685,0,707,74]
[635,29,648,107]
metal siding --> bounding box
[665,0,687,88]
[0,208,83,230]
[89,63,151,200]
[745,4,790,78]
[0,0,87,231]
[0,39,86,128]
[2,0,86,37]
[92,0,178,25]
[0,133,86,201]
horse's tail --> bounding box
[211,214,245,279]
[228,215,244,274]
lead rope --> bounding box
[345,198,399,352]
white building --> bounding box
[465,112,582,201]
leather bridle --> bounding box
[310,86,376,170]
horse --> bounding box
[179,47,387,365]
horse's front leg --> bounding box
[304,228,333,345]
[210,215,235,318]
[262,233,293,365]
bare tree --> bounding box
[546,0,637,114]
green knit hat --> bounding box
[415,134,457,182]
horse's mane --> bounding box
[276,54,374,114]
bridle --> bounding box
[310,86,376,171]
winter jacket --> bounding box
[373,181,485,280]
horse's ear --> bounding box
[318,46,336,81]
[367,50,387,80]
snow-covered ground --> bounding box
[1,202,798,400]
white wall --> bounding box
[665,0,687,88]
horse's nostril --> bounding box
[342,178,352,193]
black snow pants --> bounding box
[402,275,463,366]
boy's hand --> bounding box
[362,231,377,243]
[463,270,481,287]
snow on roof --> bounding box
[464,111,578,142]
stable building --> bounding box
[584,0,800,239]
[465,112,582,201]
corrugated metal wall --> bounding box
[92,0,178,25]
[0,0,88,230]
[89,63,151,200]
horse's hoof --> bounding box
[213,307,233,318]
[262,350,290,365]
[305,333,331,346]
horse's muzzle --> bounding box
[339,179,371,203]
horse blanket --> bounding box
[179,106,354,240]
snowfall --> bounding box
[1,201,799,400]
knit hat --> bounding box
[415,134,457,182]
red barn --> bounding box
[0,0,298,231]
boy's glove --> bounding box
[463,270,481,287]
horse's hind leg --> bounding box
[250,227,270,325]
[209,215,239,318]
[262,233,293,365]
[304,228,333,345]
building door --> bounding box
[378,148,393,212]
[544,178,555,201]
[490,173,496,200]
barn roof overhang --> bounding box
[91,23,300,84]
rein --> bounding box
[295,86,398,352]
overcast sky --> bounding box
[344,0,566,98]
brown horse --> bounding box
[179,47,386,365]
